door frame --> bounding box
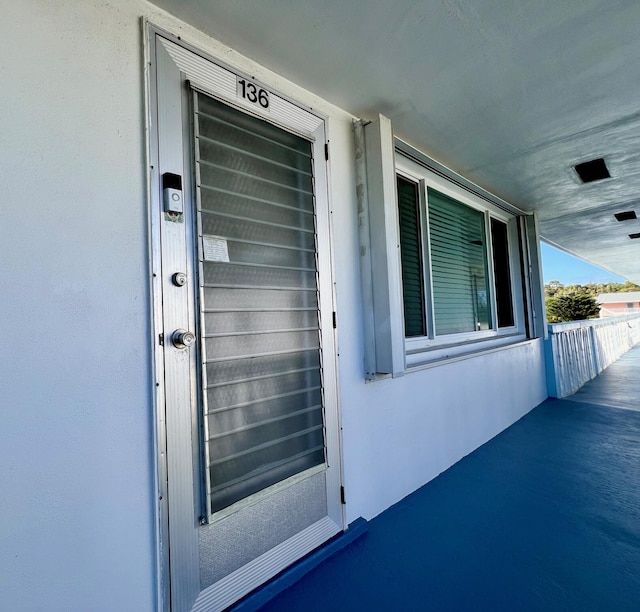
[145,23,345,612]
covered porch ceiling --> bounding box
[154,0,640,283]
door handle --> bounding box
[172,329,196,349]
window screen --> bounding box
[397,176,426,337]
[490,218,514,327]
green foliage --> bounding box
[545,280,565,297]
[545,293,600,323]
[544,280,640,299]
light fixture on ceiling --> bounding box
[615,211,637,222]
[574,158,610,183]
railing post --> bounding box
[589,324,600,376]
[544,326,560,398]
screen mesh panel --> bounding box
[490,218,515,328]
[397,176,426,337]
[428,188,491,335]
[193,91,326,515]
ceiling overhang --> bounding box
[152,0,640,282]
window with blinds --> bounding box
[395,174,519,346]
[428,188,491,335]
[193,91,326,515]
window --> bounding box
[490,218,515,328]
[354,115,540,377]
[397,177,426,337]
[427,187,491,336]
[396,155,526,363]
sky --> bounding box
[540,242,626,285]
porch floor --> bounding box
[258,345,640,611]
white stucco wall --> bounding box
[0,2,157,610]
[339,341,547,523]
[0,1,547,610]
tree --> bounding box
[620,281,640,293]
[545,280,564,297]
[545,293,600,323]
[544,280,640,300]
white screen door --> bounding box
[149,31,343,612]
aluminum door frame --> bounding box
[146,24,344,612]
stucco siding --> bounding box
[1,2,156,610]
[340,340,547,522]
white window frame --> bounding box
[355,115,543,378]
[395,154,526,368]
[396,155,527,367]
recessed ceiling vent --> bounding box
[574,158,610,183]
[629,233,640,239]
[615,211,637,221]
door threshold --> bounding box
[231,517,369,611]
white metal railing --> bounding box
[544,314,640,398]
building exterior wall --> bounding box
[1,2,157,610]
[597,292,640,317]
[1,1,547,609]
[340,339,547,522]
[599,302,640,317]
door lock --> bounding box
[172,329,196,349]
[172,272,187,287]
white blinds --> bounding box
[428,188,491,336]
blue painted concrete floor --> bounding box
[260,348,640,611]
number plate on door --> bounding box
[236,76,270,110]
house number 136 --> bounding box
[237,78,270,109]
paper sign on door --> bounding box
[202,235,230,263]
